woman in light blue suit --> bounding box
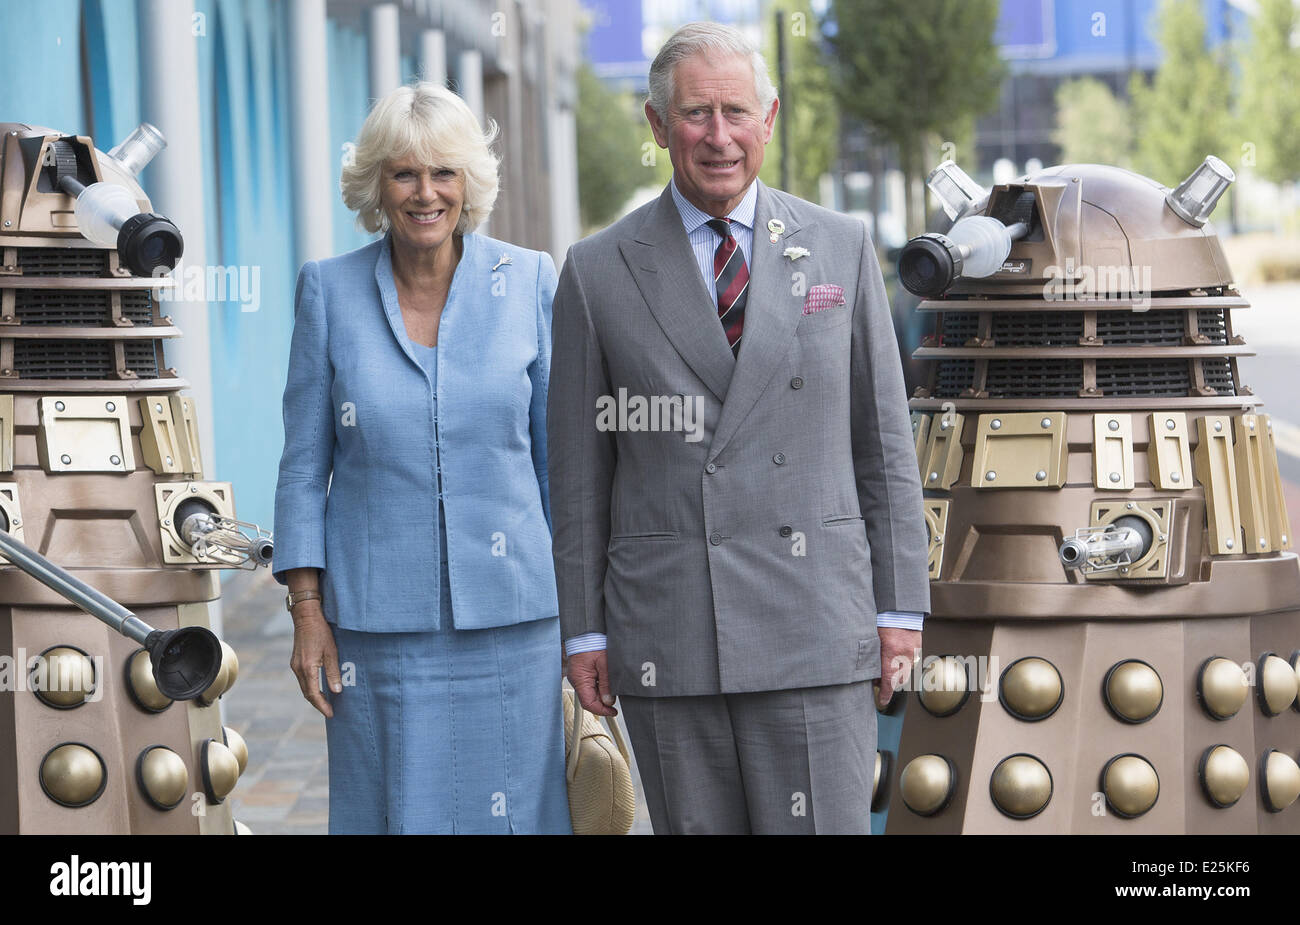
[272,82,570,834]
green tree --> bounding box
[759,1,838,202]
[1129,0,1233,187]
[827,0,1005,238]
[575,64,648,231]
[1237,0,1300,184]
[635,103,675,192]
[1052,77,1134,167]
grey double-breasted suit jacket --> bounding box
[548,180,929,697]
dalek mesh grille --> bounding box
[12,340,162,379]
[16,290,114,326]
[122,291,154,324]
[14,290,154,327]
[1095,358,1191,396]
[1094,309,1185,346]
[985,359,1084,398]
[991,312,1083,346]
[940,312,979,345]
[15,248,110,277]
[14,340,115,378]
[934,359,976,397]
[1201,357,1236,394]
[1195,308,1228,344]
[123,341,162,377]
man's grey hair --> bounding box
[646,22,778,119]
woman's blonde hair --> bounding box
[341,82,500,235]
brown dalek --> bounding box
[882,157,1300,833]
[0,122,272,834]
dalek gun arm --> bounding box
[1059,516,1154,575]
[0,529,222,700]
[173,497,273,569]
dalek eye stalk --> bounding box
[0,122,271,834]
[881,156,1300,833]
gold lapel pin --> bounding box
[767,218,785,244]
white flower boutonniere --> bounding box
[783,246,810,262]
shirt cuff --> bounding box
[564,632,607,656]
[877,610,925,631]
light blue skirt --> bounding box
[324,553,571,833]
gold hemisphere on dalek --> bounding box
[0,122,271,833]
[31,645,97,709]
[882,155,1300,834]
[989,754,1053,819]
[1197,745,1251,809]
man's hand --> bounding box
[567,649,617,716]
[875,627,921,710]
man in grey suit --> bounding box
[548,21,930,834]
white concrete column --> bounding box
[368,3,403,101]
[503,3,524,243]
[548,105,579,256]
[457,48,485,125]
[544,0,580,256]
[137,0,215,467]
[286,0,334,264]
[457,48,487,237]
[420,28,447,86]
[137,0,220,637]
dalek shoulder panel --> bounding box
[912,408,1293,590]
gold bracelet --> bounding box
[285,589,322,613]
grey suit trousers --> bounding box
[620,681,877,835]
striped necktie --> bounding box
[706,218,747,357]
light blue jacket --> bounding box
[272,232,559,632]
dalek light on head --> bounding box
[0,121,272,834]
[875,156,1300,833]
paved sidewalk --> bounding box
[217,567,651,834]
[218,568,330,834]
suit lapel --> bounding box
[708,180,805,460]
[374,233,422,370]
[619,186,734,404]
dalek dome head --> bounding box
[899,157,1236,299]
[0,121,182,277]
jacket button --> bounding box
[779,525,793,537]
[791,377,803,389]
[705,462,717,474]
[709,532,723,546]
[773,452,786,465]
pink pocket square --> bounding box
[803,284,846,315]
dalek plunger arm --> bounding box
[0,529,222,700]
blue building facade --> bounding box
[979,0,1243,169]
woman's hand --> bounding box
[290,605,343,718]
